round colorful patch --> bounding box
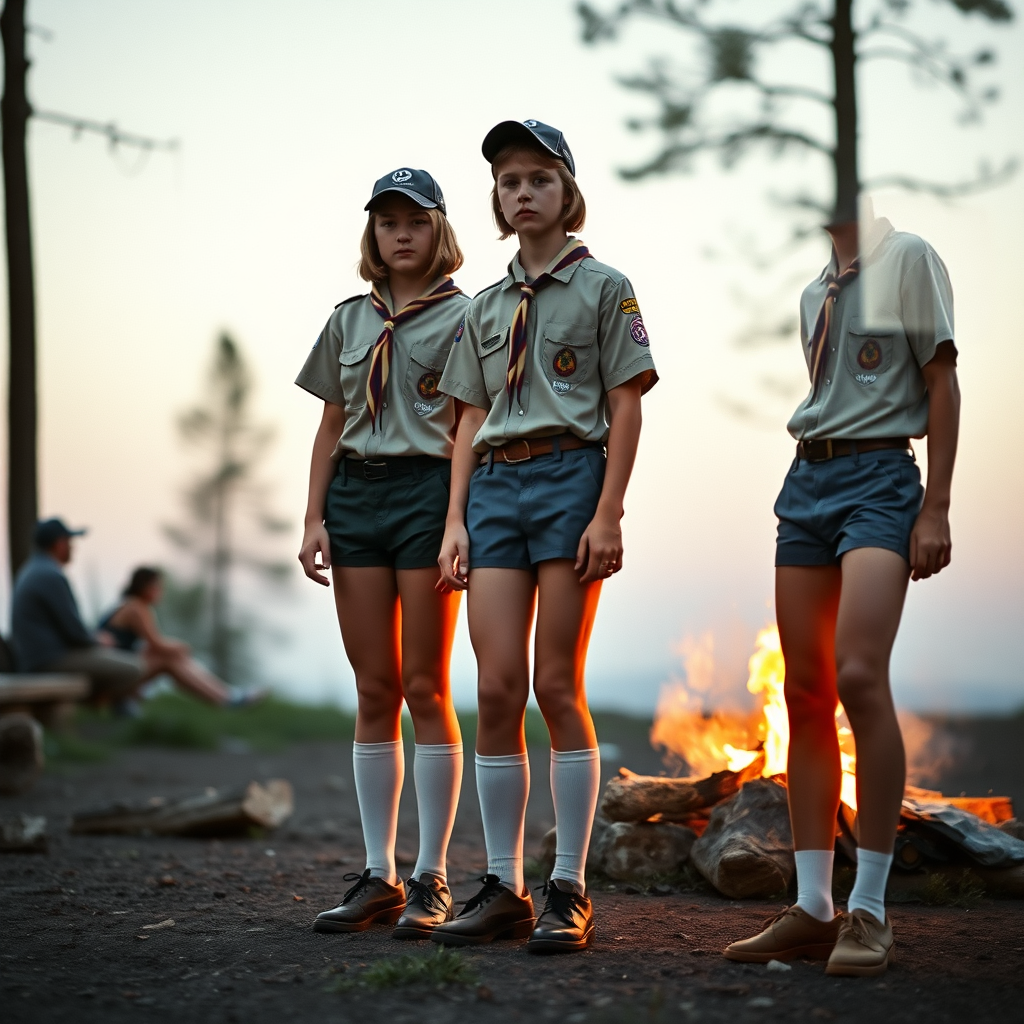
[417,371,440,398]
[630,315,649,347]
[553,347,577,377]
[857,340,882,370]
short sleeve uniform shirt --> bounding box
[295,279,470,459]
[788,218,955,441]
[439,240,659,452]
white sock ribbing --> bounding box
[475,751,530,893]
[794,849,835,922]
[550,748,601,894]
[352,739,404,884]
[848,847,893,923]
[411,742,463,884]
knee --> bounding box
[784,675,837,729]
[354,676,403,722]
[402,671,446,721]
[477,674,525,728]
[533,672,583,726]
[835,658,888,719]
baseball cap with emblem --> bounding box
[481,119,576,177]
[365,168,447,215]
[33,517,86,549]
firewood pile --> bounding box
[542,763,1024,899]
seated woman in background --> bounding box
[100,567,263,707]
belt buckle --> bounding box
[363,460,388,480]
[502,439,532,464]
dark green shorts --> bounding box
[324,456,450,570]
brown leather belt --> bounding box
[796,437,911,462]
[482,433,603,465]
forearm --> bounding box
[304,404,345,527]
[597,381,643,520]
[446,403,486,525]
[921,363,960,512]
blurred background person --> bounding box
[100,566,266,707]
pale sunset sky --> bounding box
[4,0,1022,713]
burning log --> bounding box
[594,821,698,882]
[600,753,766,824]
[690,778,794,899]
[903,786,1014,826]
[900,798,1024,870]
[70,780,293,838]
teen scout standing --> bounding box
[723,211,959,976]
[432,120,658,953]
[296,168,470,939]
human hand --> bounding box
[95,629,115,647]
[909,504,951,581]
[576,510,623,584]
[298,523,332,586]
[437,521,470,592]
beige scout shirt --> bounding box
[788,218,955,441]
[438,240,658,452]
[295,279,470,459]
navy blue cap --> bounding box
[365,168,447,215]
[481,119,576,177]
[34,518,86,549]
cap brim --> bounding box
[482,121,559,164]
[67,528,87,537]
[364,187,439,212]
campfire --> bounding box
[580,625,1024,899]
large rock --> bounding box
[536,815,610,878]
[690,778,794,898]
[0,713,44,795]
[594,821,697,881]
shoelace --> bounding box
[762,905,801,930]
[337,869,374,906]
[839,912,880,948]
[405,877,448,915]
[458,874,508,915]
[536,880,583,924]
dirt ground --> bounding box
[2,718,1023,1024]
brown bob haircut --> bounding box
[489,144,587,241]
[358,204,464,284]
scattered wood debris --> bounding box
[0,813,47,853]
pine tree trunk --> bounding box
[1,0,39,579]
[830,0,859,223]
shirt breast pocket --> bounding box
[339,342,374,410]
[845,317,896,387]
[477,328,509,401]
[404,339,450,417]
[542,321,597,394]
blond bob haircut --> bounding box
[490,144,587,241]
[358,206,464,284]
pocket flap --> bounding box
[339,342,374,366]
[543,321,596,347]
[848,315,898,337]
[409,338,449,371]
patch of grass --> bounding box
[43,731,110,763]
[329,948,476,992]
[916,869,986,907]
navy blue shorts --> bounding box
[774,449,923,566]
[467,447,605,570]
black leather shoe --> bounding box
[313,870,406,933]
[430,874,535,946]
[392,873,454,940]
[526,878,594,954]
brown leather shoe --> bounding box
[392,873,454,940]
[825,909,894,977]
[723,905,841,963]
[526,879,594,954]
[430,874,535,946]
[313,870,405,933]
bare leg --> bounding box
[533,561,601,751]
[776,565,843,851]
[469,568,536,756]
[396,567,461,746]
[143,650,231,705]
[333,566,403,742]
[835,547,909,853]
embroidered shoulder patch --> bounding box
[454,319,465,344]
[619,298,640,316]
[629,315,649,347]
[311,332,322,351]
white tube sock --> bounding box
[848,847,893,923]
[794,849,835,922]
[352,739,404,884]
[475,751,530,893]
[550,748,601,894]
[411,742,463,884]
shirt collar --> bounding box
[503,237,586,289]
[820,217,895,281]
[376,275,451,314]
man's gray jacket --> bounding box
[11,553,94,671]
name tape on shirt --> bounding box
[619,298,640,316]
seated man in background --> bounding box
[11,518,144,708]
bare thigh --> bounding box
[332,566,402,743]
[467,568,536,756]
